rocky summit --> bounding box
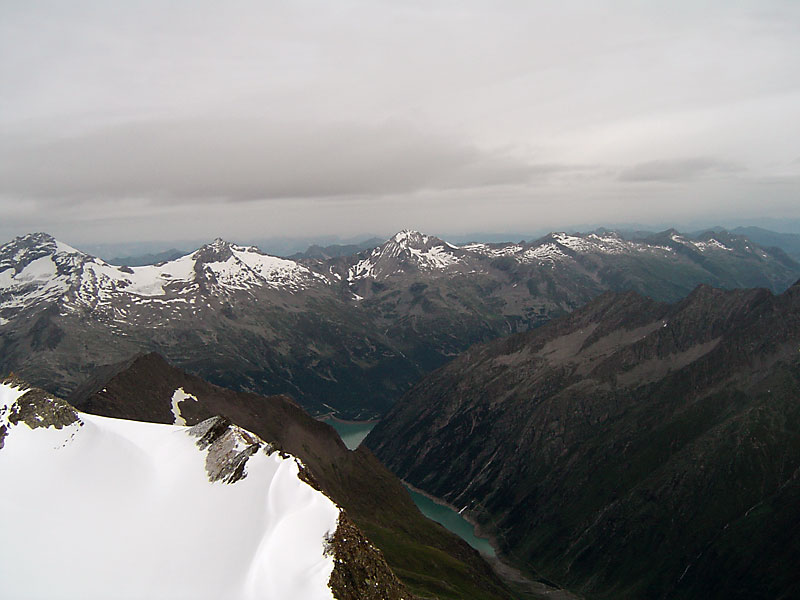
[366,280,800,600]
[1,228,798,418]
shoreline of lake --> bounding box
[402,479,498,555]
[320,414,381,425]
[322,417,581,599]
[403,480,581,599]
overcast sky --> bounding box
[1,1,799,247]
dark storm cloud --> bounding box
[0,118,546,200]
[618,158,744,182]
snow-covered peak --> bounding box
[0,232,85,269]
[0,234,329,322]
[0,378,342,600]
[197,237,262,261]
[15,232,56,252]
[0,233,95,319]
[391,229,430,247]
[347,230,461,281]
[388,229,459,250]
[3,232,58,251]
[193,237,236,263]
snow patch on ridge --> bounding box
[552,232,635,255]
[552,233,596,253]
[671,233,732,253]
[408,245,461,269]
[170,387,198,426]
[0,382,26,430]
[522,243,567,263]
[462,232,682,264]
[213,245,324,291]
[13,255,58,282]
[692,239,733,252]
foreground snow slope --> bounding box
[0,379,340,600]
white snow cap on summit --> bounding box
[347,230,462,280]
[391,229,430,246]
[0,380,340,600]
[388,230,458,249]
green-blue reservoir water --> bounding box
[319,417,375,450]
[321,417,496,557]
[404,486,496,556]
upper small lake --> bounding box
[319,416,375,450]
[321,417,496,557]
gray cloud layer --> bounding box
[618,158,744,182]
[0,118,548,200]
[1,1,799,243]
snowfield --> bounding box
[0,234,323,320]
[0,381,340,600]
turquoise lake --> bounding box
[319,417,375,450]
[404,486,496,556]
[321,417,496,556]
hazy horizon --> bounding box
[6,217,800,262]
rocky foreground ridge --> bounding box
[0,376,408,600]
[366,281,800,599]
[67,353,514,600]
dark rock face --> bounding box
[188,416,263,484]
[366,281,800,600]
[326,512,409,600]
[2,229,799,419]
[70,353,513,600]
[1,376,81,443]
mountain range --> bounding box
[728,226,800,262]
[1,228,798,418]
[365,281,800,599]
